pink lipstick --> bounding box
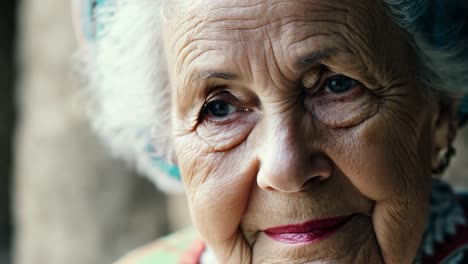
[264,215,353,244]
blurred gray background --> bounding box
[0,1,467,264]
[3,1,190,264]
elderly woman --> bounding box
[73,0,468,263]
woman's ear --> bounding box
[431,96,460,173]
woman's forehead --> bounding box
[171,0,377,15]
[165,0,382,36]
[163,0,407,92]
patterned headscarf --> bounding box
[76,0,183,191]
[76,0,116,41]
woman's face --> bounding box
[164,0,436,263]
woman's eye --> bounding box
[324,75,358,93]
[203,100,238,118]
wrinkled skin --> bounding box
[163,0,454,263]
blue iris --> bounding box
[326,75,357,93]
[205,100,237,118]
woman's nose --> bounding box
[256,120,332,193]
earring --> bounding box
[432,145,456,175]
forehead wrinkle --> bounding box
[265,32,298,91]
[194,0,349,19]
[316,18,372,74]
[176,39,223,77]
[176,48,224,94]
[338,1,399,86]
[175,22,348,84]
[175,36,255,88]
[196,10,347,36]
[178,0,350,36]
[339,12,374,65]
[168,7,226,62]
[169,0,400,93]
[169,0,352,57]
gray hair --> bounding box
[384,0,468,95]
[77,0,468,191]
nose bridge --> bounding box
[257,112,310,192]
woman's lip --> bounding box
[264,215,353,244]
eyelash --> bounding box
[199,92,250,124]
[306,72,360,93]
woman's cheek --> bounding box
[174,123,258,243]
[326,111,430,202]
[322,103,432,263]
[191,150,257,243]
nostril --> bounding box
[301,174,329,190]
[302,154,334,185]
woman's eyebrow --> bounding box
[197,71,239,81]
[194,49,337,81]
[295,49,337,70]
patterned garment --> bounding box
[116,179,468,264]
[416,179,468,264]
[115,228,205,264]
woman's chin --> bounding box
[249,215,383,263]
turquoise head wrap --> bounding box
[79,0,115,41]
